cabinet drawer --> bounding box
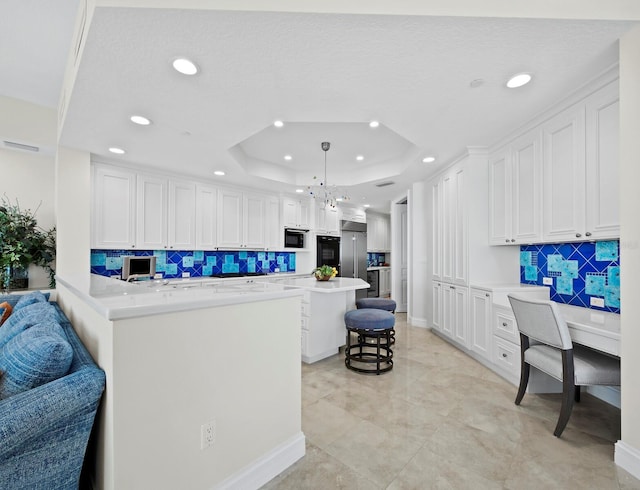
[494,307,519,344]
[493,336,521,378]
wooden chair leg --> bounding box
[575,385,581,403]
[515,334,530,406]
[554,350,576,437]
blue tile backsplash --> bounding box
[91,249,296,279]
[520,241,620,314]
[367,253,386,267]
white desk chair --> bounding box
[507,294,620,437]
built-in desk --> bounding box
[556,303,620,357]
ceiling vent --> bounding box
[375,181,395,188]
[3,140,40,152]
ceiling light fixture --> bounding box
[108,147,125,154]
[369,120,380,128]
[284,155,292,161]
[295,189,304,193]
[274,120,284,128]
[422,156,436,163]
[506,73,532,88]
[308,141,349,209]
[356,155,364,161]
[214,170,225,176]
[364,204,371,208]
[130,115,151,126]
[172,58,198,75]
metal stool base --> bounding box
[345,328,393,375]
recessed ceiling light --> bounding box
[274,120,284,128]
[506,73,532,88]
[295,189,304,193]
[356,155,364,161]
[336,198,344,202]
[172,58,198,75]
[369,121,380,128]
[422,156,436,163]
[108,147,125,154]
[469,78,485,88]
[284,155,292,161]
[130,115,151,126]
[364,204,371,208]
[214,170,225,176]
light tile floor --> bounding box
[262,314,640,490]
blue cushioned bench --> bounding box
[344,308,395,374]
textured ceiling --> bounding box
[3,4,636,212]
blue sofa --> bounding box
[0,292,106,489]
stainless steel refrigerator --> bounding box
[340,220,368,300]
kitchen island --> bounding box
[55,274,306,490]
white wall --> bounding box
[409,182,428,327]
[617,24,640,479]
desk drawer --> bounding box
[494,307,519,344]
[493,336,520,379]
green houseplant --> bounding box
[0,198,56,290]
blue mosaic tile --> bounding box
[194,251,204,262]
[91,253,106,267]
[165,263,178,275]
[154,250,167,265]
[183,256,194,268]
[521,240,620,314]
[106,257,122,270]
[367,253,387,267]
[520,252,532,267]
[203,264,213,276]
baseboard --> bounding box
[408,315,428,328]
[586,385,621,409]
[214,432,305,490]
[615,441,640,480]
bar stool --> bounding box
[356,298,397,345]
[344,309,395,375]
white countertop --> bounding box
[58,274,367,320]
[367,266,390,271]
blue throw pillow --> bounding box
[0,321,73,400]
[0,302,57,350]
[13,291,50,311]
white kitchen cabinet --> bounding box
[440,283,468,347]
[470,288,492,361]
[585,81,620,240]
[195,184,217,250]
[489,130,542,245]
[217,189,266,249]
[136,174,168,250]
[367,213,391,252]
[431,281,442,331]
[92,165,136,249]
[168,180,196,250]
[265,196,281,250]
[431,180,441,280]
[341,206,366,224]
[542,105,586,242]
[440,164,466,285]
[316,205,340,235]
[282,197,311,229]
[379,268,391,297]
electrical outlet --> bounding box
[590,297,605,308]
[542,277,553,285]
[154,273,163,279]
[200,420,216,450]
[182,272,190,278]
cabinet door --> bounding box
[299,199,312,228]
[453,286,469,348]
[470,289,492,360]
[265,197,281,250]
[217,189,243,248]
[168,181,196,250]
[488,149,511,245]
[282,198,298,228]
[325,207,340,235]
[585,81,620,240]
[441,173,455,284]
[195,185,217,250]
[136,174,167,250]
[243,193,266,249]
[431,179,442,279]
[542,107,586,242]
[432,281,442,331]
[93,165,136,249]
[512,131,543,244]
[441,283,454,338]
[382,215,391,252]
[453,166,467,286]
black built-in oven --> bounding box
[316,235,341,275]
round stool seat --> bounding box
[356,298,397,312]
[344,308,395,331]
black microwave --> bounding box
[284,228,306,248]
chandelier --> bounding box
[308,141,349,209]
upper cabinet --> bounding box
[315,205,340,235]
[265,196,281,250]
[282,197,312,229]
[489,130,542,246]
[489,78,620,245]
[168,180,196,250]
[195,184,217,250]
[217,189,266,249]
[136,174,168,250]
[93,165,136,249]
[366,213,391,252]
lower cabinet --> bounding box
[434,281,468,348]
[379,268,391,298]
[470,288,492,360]
[491,304,521,383]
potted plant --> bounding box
[0,198,56,291]
[312,264,338,281]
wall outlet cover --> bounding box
[182,272,190,278]
[543,277,553,285]
[201,421,216,450]
[154,273,163,279]
[590,297,605,308]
